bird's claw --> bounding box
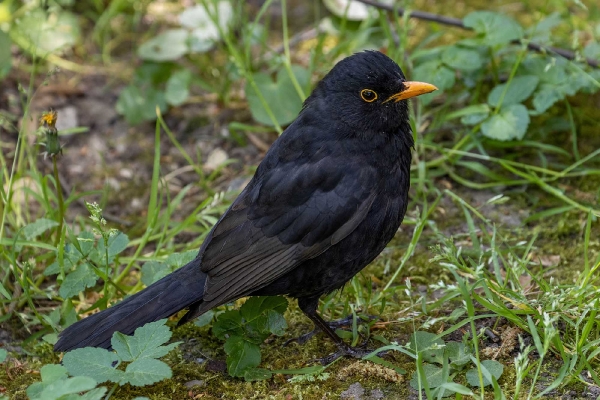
[283,314,377,347]
[317,340,379,365]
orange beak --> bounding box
[384,81,438,103]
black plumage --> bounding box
[54,51,436,358]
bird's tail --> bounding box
[54,259,206,352]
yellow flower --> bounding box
[40,110,58,129]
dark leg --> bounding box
[284,314,376,346]
[297,297,373,364]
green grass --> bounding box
[1,0,599,399]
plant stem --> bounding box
[52,157,65,246]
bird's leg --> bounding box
[284,314,376,346]
[296,297,374,364]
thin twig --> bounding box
[356,0,599,69]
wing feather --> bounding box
[197,131,380,309]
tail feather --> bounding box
[54,259,206,352]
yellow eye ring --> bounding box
[360,89,378,103]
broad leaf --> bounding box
[12,9,80,55]
[408,332,445,364]
[116,85,168,125]
[409,364,445,389]
[22,218,58,240]
[121,358,172,386]
[180,2,233,53]
[165,69,192,106]
[413,60,455,92]
[59,263,97,299]
[141,261,169,286]
[487,75,539,107]
[138,29,188,61]
[224,336,261,377]
[463,11,523,46]
[245,66,310,127]
[63,348,122,383]
[165,250,197,268]
[29,376,98,400]
[445,342,471,366]
[466,360,504,386]
[442,46,482,71]
[111,319,177,361]
[481,104,530,141]
[212,310,244,340]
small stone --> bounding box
[184,380,206,388]
[204,148,228,171]
[130,198,143,210]
[119,168,133,179]
[340,382,365,399]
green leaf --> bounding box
[412,60,455,92]
[111,319,178,362]
[243,367,273,381]
[409,364,445,389]
[165,250,197,268]
[11,9,80,55]
[443,104,490,125]
[138,29,189,61]
[487,75,539,107]
[466,360,504,386]
[116,85,167,125]
[76,231,95,257]
[408,332,445,364]
[165,69,192,106]
[245,66,310,126]
[532,85,564,113]
[43,333,58,345]
[26,364,69,398]
[445,342,471,367]
[59,263,97,299]
[212,310,244,340]
[584,41,600,61]
[481,104,530,141]
[441,46,482,71]
[180,2,233,53]
[0,348,6,362]
[76,387,108,400]
[224,336,261,377]
[0,30,11,79]
[194,310,215,328]
[122,358,172,386]
[141,261,169,286]
[29,376,98,400]
[240,296,288,339]
[22,218,59,240]
[106,232,129,257]
[62,347,123,383]
[526,12,561,45]
[463,11,523,46]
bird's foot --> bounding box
[283,314,377,347]
[317,340,383,365]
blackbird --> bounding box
[54,51,437,359]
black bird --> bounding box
[54,51,437,359]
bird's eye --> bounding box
[360,89,378,103]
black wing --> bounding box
[197,130,379,310]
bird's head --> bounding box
[304,51,437,139]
